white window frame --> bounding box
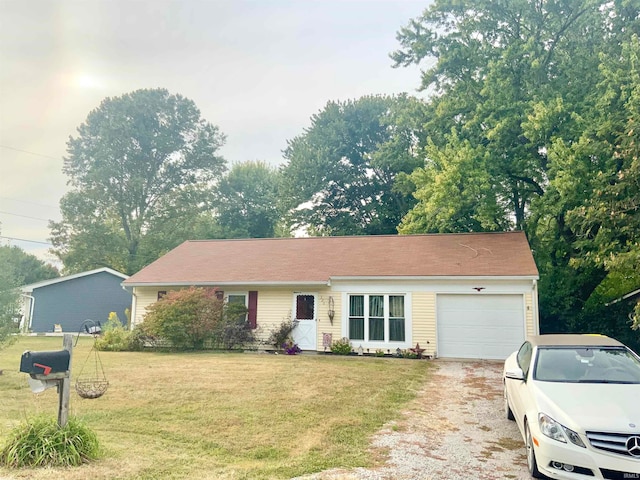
[342,293,410,349]
[226,292,248,321]
[226,292,248,307]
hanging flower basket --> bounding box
[75,378,109,399]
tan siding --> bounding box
[525,293,535,337]
[412,292,436,357]
[132,287,163,326]
[316,292,341,351]
[131,286,340,351]
[253,288,339,351]
[253,288,295,346]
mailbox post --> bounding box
[20,333,73,427]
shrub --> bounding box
[330,337,352,355]
[94,312,130,352]
[267,317,298,350]
[126,324,154,351]
[143,287,224,350]
[212,302,255,350]
[0,416,100,467]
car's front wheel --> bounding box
[525,420,544,478]
[504,383,515,421]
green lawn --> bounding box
[0,336,431,480]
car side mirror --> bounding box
[505,368,525,381]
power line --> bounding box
[0,144,61,161]
[0,211,51,222]
[0,196,60,210]
[0,235,52,246]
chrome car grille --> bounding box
[586,431,640,458]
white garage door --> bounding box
[437,294,525,360]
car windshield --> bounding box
[534,346,640,383]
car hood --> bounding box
[533,381,640,433]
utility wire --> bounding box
[0,211,51,222]
[0,196,59,210]
[0,144,61,161]
[0,235,52,246]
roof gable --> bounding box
[22,267,129,292]
[124,232,538,286]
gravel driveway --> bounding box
[296,360,531,480]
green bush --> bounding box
[330,337,353,355]
[213,302,256,350]
[0,416,100,467]
[126,324,151,351]
[143,287,224,350]
[142,288,256,351]
[94,312,131,352]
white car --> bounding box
[503,334,640,479]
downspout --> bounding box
[532,279,540,335]
[121,285,136,330]
[20,294,35,332]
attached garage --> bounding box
[437,294,526,360]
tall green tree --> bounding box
[0,245,59,285]
[281,95,425,236]
[393,0,640,340]
[393,0,607,233]
[214,161,283,238]
[0,244,59,343]
[50,89,226,274]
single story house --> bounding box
[123,232,539,360]
[21,267,132,333]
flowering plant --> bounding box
[281,338,301,355]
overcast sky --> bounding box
[0,0,430,265]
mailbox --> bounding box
[20,350,70,378]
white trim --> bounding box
[22,267,129,293]
[330,275,539,281]
[226,291,249,307]
[330,278,535,294]
[122,276,539,288]
[605,287,640,306]
[341,292,412,350]
[292,292,318,322]
[122,280,329,288]
[292,292,318,350]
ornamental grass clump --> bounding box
[330,337,353,355]
[0,416,100,468]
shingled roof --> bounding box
[123,232,538,286]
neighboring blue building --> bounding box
[21,268,131,333]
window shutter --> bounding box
[248,291,258,329]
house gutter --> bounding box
[20,294,35,332]
[121,284,136,329]
[532,279,540,335]
[122,280,330,288]
[329,275,540,281]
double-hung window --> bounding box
[348,294,405,343]
[227,293,248,322]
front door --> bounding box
[292,293,317,350]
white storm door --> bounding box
[292,293,317,350]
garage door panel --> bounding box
[437,294,525,360]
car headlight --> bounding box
[538,413,586,448]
